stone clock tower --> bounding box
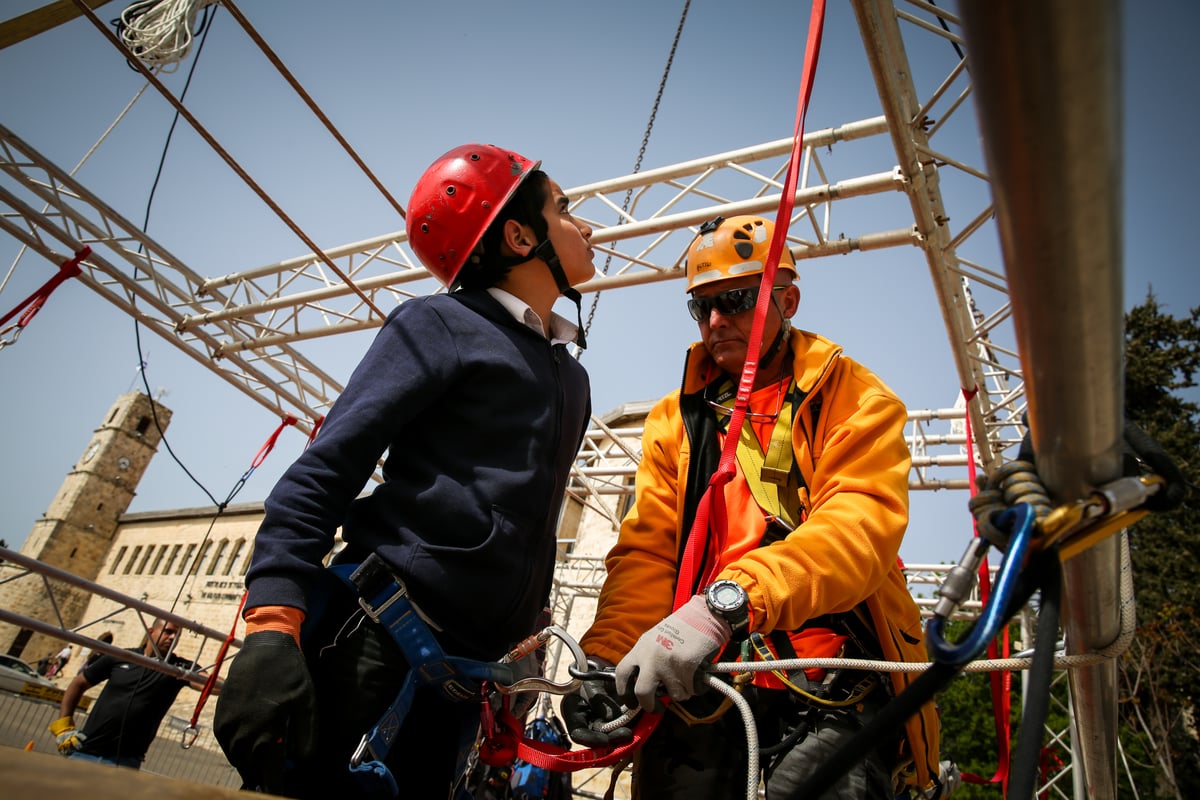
[0,391,171,658]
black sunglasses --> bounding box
[687,286,784,322]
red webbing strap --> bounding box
[502,0,829,776]
[478,1,830,775]
[510,710,663,772]
[222,416,299,506]
[251,415,298,469]
[305,415,325,448]
[189,589,248,728]
[957,387,1012,791]
[674,0,826,610]
[0,246,89,338]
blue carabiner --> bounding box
[926,502,1036,666]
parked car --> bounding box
[0,653,90,708]
[0,654,57,694]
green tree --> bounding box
[1119,295,1200,798]
[936,297,1199,798]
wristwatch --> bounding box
[704,579,750,631]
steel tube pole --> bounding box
[956,2,1125,797]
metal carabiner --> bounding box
[180,724,199,750]
[495,625,589,696]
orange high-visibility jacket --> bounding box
[581,328,941,792]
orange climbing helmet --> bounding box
[406,143,540,288]
[685,214,796,292]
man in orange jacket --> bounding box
[564,215,942,798]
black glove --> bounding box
[561,663,633,747]
[214,630,318,793]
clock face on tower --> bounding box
[117,457,131,471]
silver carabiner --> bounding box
[496,625,588,696]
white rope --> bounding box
[710,531,1137,677]
[704,673,760,800]
[579,533,1138,799]
[117,0,218,70]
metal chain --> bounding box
[577,0,692,356]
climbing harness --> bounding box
[334,555,527,794]
[329,553,663,796]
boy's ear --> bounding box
[502,218,536,258]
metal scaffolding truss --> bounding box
[0,1,1130,796]
[0,2,1024,480]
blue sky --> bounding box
[0,0,1195,566]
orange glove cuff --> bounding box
[244,605,305,646]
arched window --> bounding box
[207,539,229,576]
[189,541,213,576]
[123,546,143,575]
[109,546,128,575]
[225,538,246,576]
[163,544,182,575]
[178,544,197,575]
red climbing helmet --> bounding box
[406,143,541,288]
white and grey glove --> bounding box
[615,595,732,712]
[49,716,85,755]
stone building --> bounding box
[0,391,172,662]
[0,390,646,796]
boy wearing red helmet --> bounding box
[215,144,595,798]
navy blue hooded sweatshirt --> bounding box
[243,290,590,659]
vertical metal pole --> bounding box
[955,2,1125,797]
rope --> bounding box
[219,0,408,221]
[114,0,218,71]
[72,0,386,320]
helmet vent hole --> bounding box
[446,186,456,196]
[420,223,429,233]
[734,242,754,259]
[469,153,480,161]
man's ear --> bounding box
[781,283,801,317]
[501,218,536,258]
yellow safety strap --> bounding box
[748,632,878,708]
[715,378,804,529]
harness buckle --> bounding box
[350,734,376,768]
[357,581,408,624]
[760,466,789,486]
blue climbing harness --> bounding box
[334,555,518,797]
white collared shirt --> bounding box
[487,287,580,346]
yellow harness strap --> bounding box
[715,377,804,529]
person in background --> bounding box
[50,619,206,769]
[564,215,942,798]
[213,143,596,799]
[46,643,73,678]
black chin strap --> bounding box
[759,293,791,366]
[532,239,587,350]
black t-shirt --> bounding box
[78,647,197,762]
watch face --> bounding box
[711,582,744,609]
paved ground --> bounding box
[0,689,238,789]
